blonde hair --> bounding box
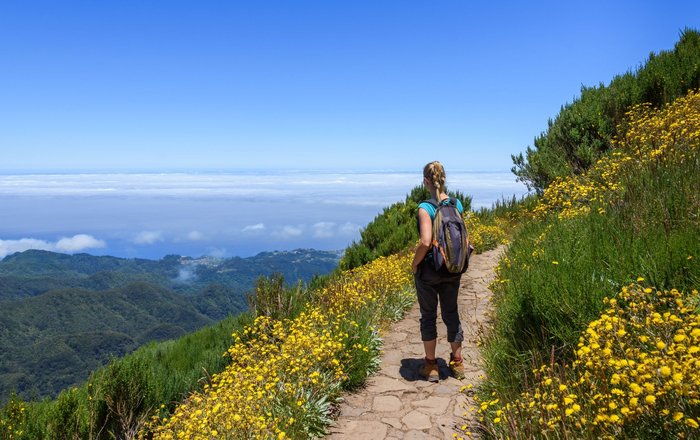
[423,161,446,194]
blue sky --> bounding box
[1,2,699,259]
[2,1,699,172]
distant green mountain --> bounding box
[0,248,342,300]
[0,248,341,402]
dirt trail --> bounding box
[327,246,503,439]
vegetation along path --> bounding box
[328,246,504,439]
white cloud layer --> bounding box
[0,171,530,259]
[339,222,360,235]
[186,230,204,241]
[0,171,529,210]
[0,234,106,258]
[242,223,266,233]
[275,225,303,239]
[133,230,164,245]
[55,234,107,252]
[313,222,335,238]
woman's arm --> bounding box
[412,208,433,273]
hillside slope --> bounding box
[0,248,340,402]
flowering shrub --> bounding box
[465,213,509,253]
[468,284,700,439]
[145,252,414,439]
[0,395,25,440]
[533,89,700,219]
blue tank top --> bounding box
[418,198,464,219]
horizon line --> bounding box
[0,167,516,175]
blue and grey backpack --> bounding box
[423,198,473,274]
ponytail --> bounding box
[423,161,446,194]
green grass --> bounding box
[4,312,252,439]
[483,153,700,397]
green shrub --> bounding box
[247,273,310,320]
[512,28,700,192]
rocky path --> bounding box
[327,246,503,439]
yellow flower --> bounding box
[645,395,656,405]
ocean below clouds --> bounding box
[0,170,528,259]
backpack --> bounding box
[423,198,473,274]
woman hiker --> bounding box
[411,160,465,382]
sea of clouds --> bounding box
[0,170,528,259]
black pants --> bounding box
[414,260,464,342]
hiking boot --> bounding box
[419,358,439,382]
[449,354,465,379]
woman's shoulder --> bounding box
[418,200,437,218]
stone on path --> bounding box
[330,421,387,440]
[367,376,414,394]
[373,395,403,412]
[411,396,451,414]
[402,410,432,430]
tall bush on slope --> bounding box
[512,28,700,192]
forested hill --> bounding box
[0,248,341,402]
[0,248,341,300]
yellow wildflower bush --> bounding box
[469,284,700,439]
[145,252,413,439]
[465,212,509,253]
[316,252,413,318]
[0,396,25,440]
[533,89,700,219]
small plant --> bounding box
[247,273,308,320]
[0,393,26,440]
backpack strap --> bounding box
[421,199,439,209]
[426,198,455,209]
[418,198,457,221]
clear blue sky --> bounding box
[2,1,699,172]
